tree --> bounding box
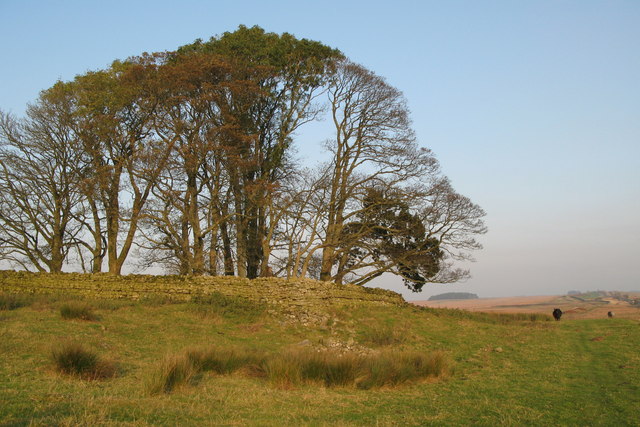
[0,27,486,290]
[177,25,342,278]
[73,56,174,275]
[418,177,487,284]
[319,60,440,284]
[339,188,444,291]
[270,167,331,279]
[0,84,84,272]
[135,52,233,275]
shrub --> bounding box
[60,302,97,321]
[51,341,116,380]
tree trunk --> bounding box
[187,171,205,275]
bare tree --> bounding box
[417,178,487,285]
[135,52,232,275]
[307,60,487,290]
[73,56,173,275]
[319,60,440,283]
[0,84,84,272]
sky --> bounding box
[1,0,638,299]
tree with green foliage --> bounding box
[339,188,444,291]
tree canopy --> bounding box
[0,26,486,291]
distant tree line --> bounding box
[0,26,486,291]
[428,292,479,301]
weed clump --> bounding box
[60,302,97,321]
[51,341,116,380]
[186,345,265,374]
[147,345,450,394]
[265,348,448,389]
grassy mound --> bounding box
[1,271,638,425]
[0,270,404,323]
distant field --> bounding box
[413,294,640,320]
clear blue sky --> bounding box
[1,0,638,299]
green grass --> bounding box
[420,305,553,324]
[1,274,639,425]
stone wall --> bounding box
[0,271,406,319]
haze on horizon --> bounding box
[0,0,638,300]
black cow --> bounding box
[607,311,614,318]
[552,308,562,321]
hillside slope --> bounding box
[1,271,639,425]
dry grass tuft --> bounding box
[356,349,449,389]
[186,345,266,375]
[264,347,449,389]
[51,341,116,380]
[60,302,98,321]
[147,345,449,393]
[361,323,408,346]
[145,353,199,395]
[264,348,361,388]
[0,293,33,310]
[146,346,267,394]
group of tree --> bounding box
[0,26,486,292]
[428,292,479,301]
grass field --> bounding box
[1,272,639,426]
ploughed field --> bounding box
[414,293,640,321]
[1,271,639,425]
